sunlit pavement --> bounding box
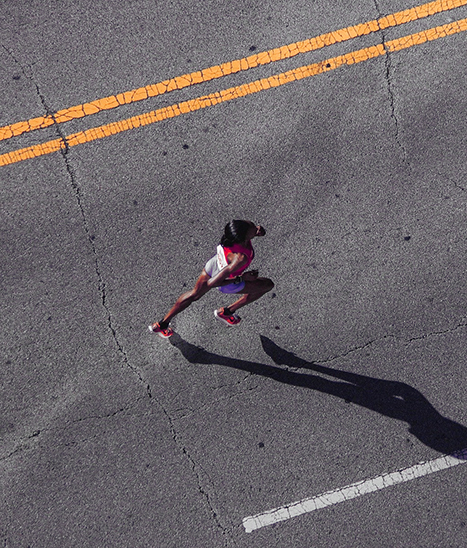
[2,1,467,546]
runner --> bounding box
[149,220,274,338]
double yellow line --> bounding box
[1,0,467,166]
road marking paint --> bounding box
[1,18,466,167]
[1,0,466,141]
[243,448,467,533]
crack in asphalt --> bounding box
[151,396,236,546]
[314,338,382,366]
[372,0,409,161]
[0,397,146,462]
[2,45,152,399]
[172,379,260,420]
[453,180,467,192]
[316,320,467,365]
[0,430,41,464]
[383,50,407,159]
[441,172,466,192]
[405,320,467,342]
[58,154,153,400]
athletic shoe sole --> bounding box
[214,309,241,326]
[148,324,173,338]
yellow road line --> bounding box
[1,0,466,142]
[1,18,466,167]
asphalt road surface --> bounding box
[2,1,467,546]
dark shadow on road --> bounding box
[169,333,467,456]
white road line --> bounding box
[243,448,467,533]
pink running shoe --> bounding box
[214,308,241,326]
[148,322,174,338]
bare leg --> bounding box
[225,277,274,313]
[161,270,211,324]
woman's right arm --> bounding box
[207,253,246,288]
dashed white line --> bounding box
[243,448,467,533]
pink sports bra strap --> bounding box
[217,242,255,278]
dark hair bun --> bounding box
[220,220,251,247]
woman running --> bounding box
[149,220,274,338]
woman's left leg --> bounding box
[224,277,274,313]
[150,270,212,337]
[161,270,212,324]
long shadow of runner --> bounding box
[170,333,467,456]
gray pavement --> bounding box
[2,0,467,546]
